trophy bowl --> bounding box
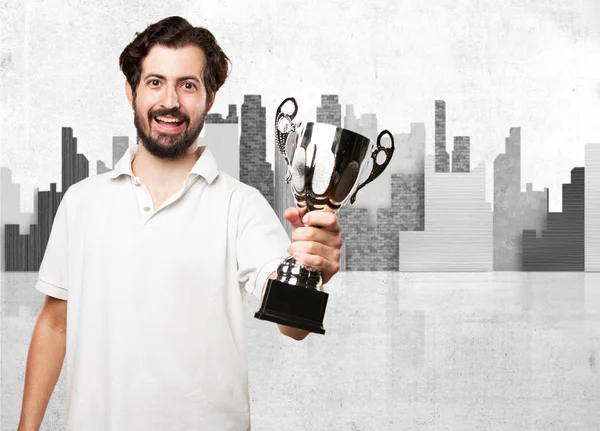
[254,97,395,334]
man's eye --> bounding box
[183,82,197,90]
[149,79,160,87]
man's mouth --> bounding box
[153,116,186,131]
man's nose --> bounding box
[161,84,180,109]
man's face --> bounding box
[127,44,214,159]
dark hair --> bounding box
[119,16,230,101]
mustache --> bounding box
[148,108,190,123]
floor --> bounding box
[2,271,599,430]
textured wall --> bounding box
[3,1,600,429]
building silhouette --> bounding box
[239,95,274,207]
[1,168,37,271]
[316,95,341,127]
[344,104,377,141]
[200,105,240,180]
[344,104,360,135]
[585,143,600,271]
[4,127,88,271]
[112,136,129,168]
[341,173,425,270]
[205,105,238,124]
[435,100,450,173]
[62,127,89,194]
[98,136,129,175]
[523,167,585,271]
[452,136,470,172]
[97,160,111,175]
[399,155,493,271]
[493,128,548,270]
[340,123,426,270]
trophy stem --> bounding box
[276,255,322,289]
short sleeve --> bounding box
[35,191,70,300]
[236,189,290,299]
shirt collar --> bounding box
[109,144,219,185]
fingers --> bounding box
[288,247,341,284]
[291,226,343,249]
[288,236,342,284]
[283,207,343,285]
[288,240,341,264]
[283,207,307,231]
[301,210,341,233]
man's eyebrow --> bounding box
[142,73,202,84]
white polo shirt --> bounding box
[35,145,290,431]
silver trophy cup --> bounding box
[254,97,395,334]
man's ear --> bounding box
[125,80,134,108]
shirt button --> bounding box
[143,206,151,212]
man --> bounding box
[18,16,342,431]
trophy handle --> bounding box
[275,98,298,177]
[350,130,395,204]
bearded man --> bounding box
[18,16,342,431]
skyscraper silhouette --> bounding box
[316,95,341,127]
[201,105,240,180]
[5,127,88,271]
[523,167,585,271]
[494,128,548,270]
[585,143,600,271]
[435,100,450,173]
[452,136,470,172]
[62,127,89,194]
[239,95,274,207]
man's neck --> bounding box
[131,141,202,192]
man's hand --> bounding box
[283,207,342,285]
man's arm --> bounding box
[275,208,342,341]
[18,295,67,431]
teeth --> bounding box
[156,116,182,123]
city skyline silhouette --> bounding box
[1,95,598,272]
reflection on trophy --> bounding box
[254,97,395,334]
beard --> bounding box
[133,105,207,160]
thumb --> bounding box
[283,207,307,232]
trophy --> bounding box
[254,97,395,334]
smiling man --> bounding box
[17,16,342,431]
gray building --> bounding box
[97,136,129,175]
[435,100,450,173]
[452,136,470,173]
[340,123,426,271]
[493,127,548,270]
[5,127,88,271]
[316,95,341,127]
[239,95,274,208]
[1,168,36,272]
[523,167,584,271]
[201,105,240,180]
[585,143,600,271]
[61,127,89,194]
[399,155,493,271]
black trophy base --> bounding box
[254,279,329,334]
